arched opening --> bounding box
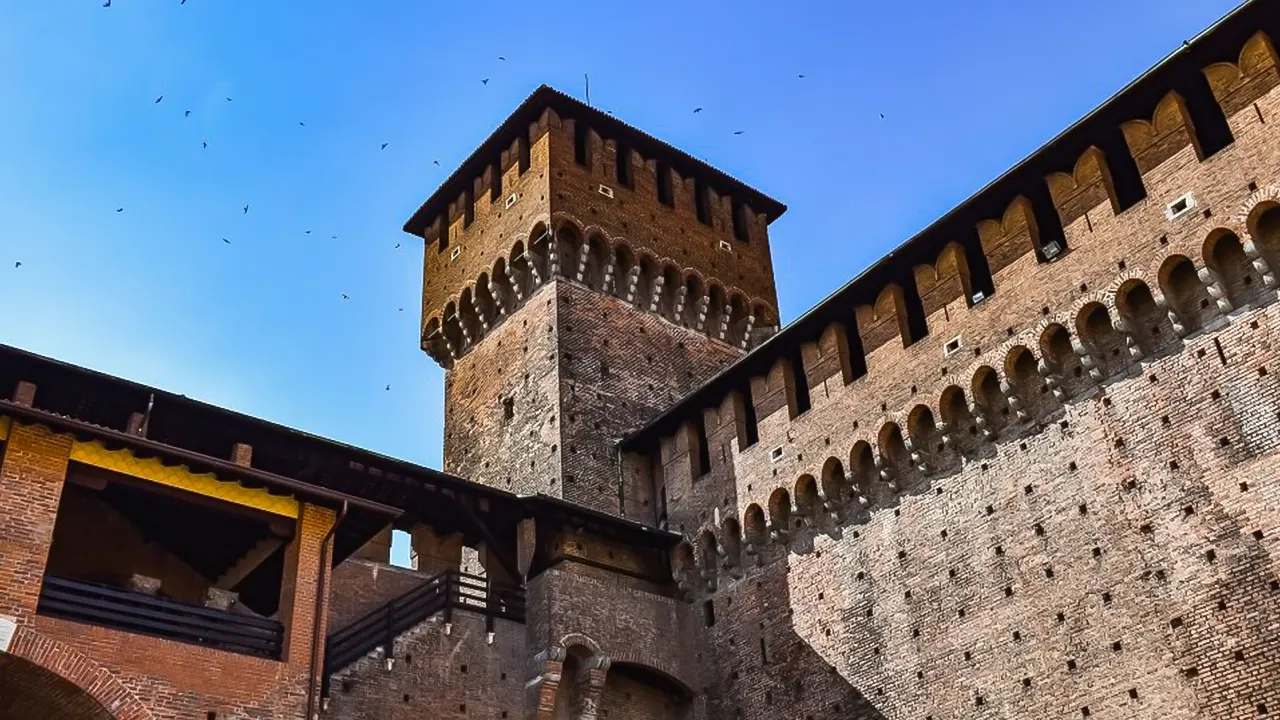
[1249,202,1280,270]
[0,654,118,720]
[971,366,1008,431]
[725,294,750,346]
[743,504,768,550]
[1159,254,1214,333]
[475,273,498,330]
[509,241,532,299]
[721,517,743,570]
[600,661,695,720]
[458,287,481,344]
[939,385,978,455]
[1116,279,1175,355]
[658,264,682,319]
[1039,323,1087,397]
[611,244,635,299]
[697,529,718,584]
[423,316,446,363]
[633,256,659,310]
[682,274,707,328]
[1204,228,1262,307]
[849,441,880,507]
[581,234,610,289]
[794,474,820,526]
[878,422,910,490]
[820,457,849,511]
[442,301,463,354]
[555,224,583,280]
[671,541,695,591]
[767,487,792,535]
[704,284,728,337]
[1075,302,1127,379]
[906,404,943,475]
[490,258,513,314]
[1005,346,1052,422]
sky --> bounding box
[0,0,1246,473]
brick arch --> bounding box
[5,626,154,720]
[1237,185,1280,237]
[604,650,694,698]
[555,633,604,658]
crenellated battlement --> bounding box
[623,20,1280,464]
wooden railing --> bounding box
[323,570,525,693]
[37,575,284,659]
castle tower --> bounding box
[405,86,786,517]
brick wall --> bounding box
[325,611,527,720]
[638,28,1280,720]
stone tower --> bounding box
[406,86,786,517]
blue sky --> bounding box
[0,0,1243,472]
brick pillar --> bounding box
[570,656,611,720]
[0,422,73,621]
[526,646,566,720]
[278,502,336,669]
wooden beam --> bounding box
[215,536,286,590]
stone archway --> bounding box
[0,623,153,720]
[0,654,117,719]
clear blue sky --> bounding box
[0,0,1243,471]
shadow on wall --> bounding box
[678,539,888,719]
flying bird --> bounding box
[733,130,745,135]
[879,113,885,119]
[693,107,703,114]
[103,0,110,7]
[201,139,207,149]
[14,262,21,269]
[798,74,806,79]
[385,385,391,391]
[481,78,489,85]
[394,243,401,249]
[305,230,312,235]
[498,56,506,61]
[341,293,350,300]
[299,121,305,127]
[243,204,249,214]
[154,95,164,104]
[398,307,404,312]
[184,109,191,117]
[222,238,231,244]
[116,207,124,213]
[381,142,389,150]
[433,160,440,166]
[331,235,338,239]
[225,97,233,102]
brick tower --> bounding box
[405,86,786,517]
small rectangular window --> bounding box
[694,419,711,477]
[694,178,711,226]
[656,161,675,207]
[574,121,590,167]
[616,143,633,188]
[731,200,749,242]
[1166,192,1197,220]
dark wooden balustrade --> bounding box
[37,575,284,659]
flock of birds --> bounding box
[12,1,894,394]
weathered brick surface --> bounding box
[326,612,527,720]
[638,27,1280,720]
